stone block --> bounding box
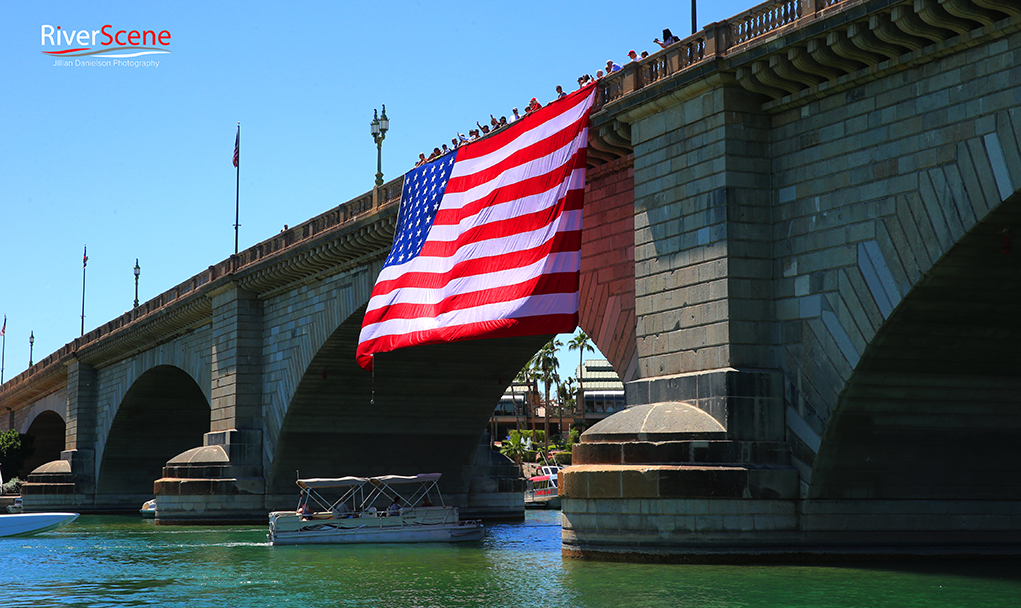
[620,468,660,498]
[694,514,724,532]
[680,498,708,515]
[574,443,622,465]
[707,499,743,515]
[654,515,678,532]
[658,467,748,498]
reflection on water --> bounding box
[1,510,1019,607]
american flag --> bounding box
[83,245,88,268]
[356,84,597,370]
[233,127,239,168]
[1,315,5,337]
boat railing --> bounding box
[290,503,458,526]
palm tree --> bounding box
[511,367,533,432]
[533,338,562,454]
[558,376,576,442]
[568,331,594,419]
[522,354,541,433]
[499,430,527,476]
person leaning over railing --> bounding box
[654,28,679,48]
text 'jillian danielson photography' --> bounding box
[52,58,161,68]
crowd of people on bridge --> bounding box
[413,95,547,167]
[412,27,681,169]
[576,28,679,87]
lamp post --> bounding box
[29,331,34,367]
[370,105,389,187]
[133,259,140,308]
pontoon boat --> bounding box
[268,473,484,545]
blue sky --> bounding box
[1,0,754,383]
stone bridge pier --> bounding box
[152,285,268,522]
[562,0,1021,561]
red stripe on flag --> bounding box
[361,271,579,327]
[358,313,579,366]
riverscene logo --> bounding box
[42,24,171,67]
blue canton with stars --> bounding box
[383,152,458,269]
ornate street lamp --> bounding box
[133,259,140,308]
[29,331,34,367]
[371,105,389,187]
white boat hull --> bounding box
[270,522,485,545]
[269,507,484,545]
[0,513,79,537]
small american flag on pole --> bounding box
[356,84,596,370]
[233,127,240,168]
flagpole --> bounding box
[81,245,87,336]
[234,122,240,255]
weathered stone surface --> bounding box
[582,402,726,443]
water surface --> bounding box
[2,511,1019,607]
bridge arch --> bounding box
[266,304,548,504]
[20,410,66,479]
[811,189,1021,500]
[95,364,209,505]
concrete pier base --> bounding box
[562,393,802,562]
[154,430,267,524]
[562,405,1021,562]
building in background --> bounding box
[488,358,624,444]
[577,358,625,421]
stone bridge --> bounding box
[565,0,1021,560]
[0,178,561,522]
[2,0,1020,558]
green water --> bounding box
[2,511,1019,607]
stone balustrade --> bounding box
[595,0,855,111]
[594,0,1017,116]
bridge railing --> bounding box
[226,175,404,276]
[0,176,405,400]
[729,0,802,46]
[596,0,850,109]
